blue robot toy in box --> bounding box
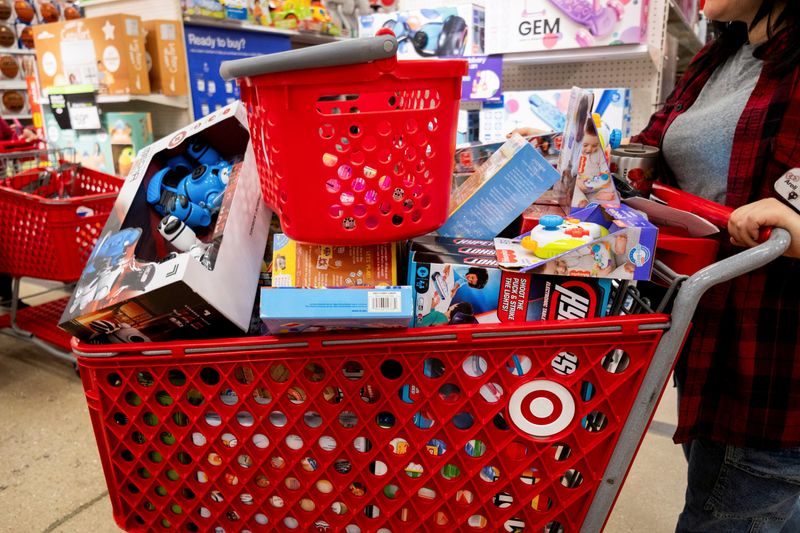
[146,141,232,228]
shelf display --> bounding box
[144,19,189,96]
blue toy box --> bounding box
[260,286,414,335]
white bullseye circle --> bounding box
[508,380,575,438]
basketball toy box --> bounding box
[358,4,485,60]
[408,244,611,327]
[260,286,414,334]
[494,203,658,281]
[32,14,150,95]
[485,0,648,54]
[59,102,271,344]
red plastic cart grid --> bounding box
[73,227,791,533]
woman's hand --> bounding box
[728,198,800,258]
[20,128,38,141]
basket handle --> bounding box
[219,30,398,80]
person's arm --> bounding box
[0,118,14,141]
[727,198,800,258]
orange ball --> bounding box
[13,0,34,23]
[18,24,33,48]
[0,1,12,21]
[63,5,79,19]
[0,24,14,48]
[2,90,25,113]
[38,1,59,23]
[0,54,18,78]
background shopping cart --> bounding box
[73,227,791,533]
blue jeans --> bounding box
[677,439,800,532]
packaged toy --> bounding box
[522,214,608,259]
[59,102,271,343]
[260,286,413,334]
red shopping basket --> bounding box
[0,163,122,281]
[76,315,669,533]
[222,30,466,245]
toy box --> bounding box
[260,286,413,334]
[59,102,271,343]
[106,112,154,177]
[272,234,398,288]
[144,20,188,97]
[408,247,611,326]
[479,88,632,143]
[248,0,271,26]
[33,14,150,95]
[183,0,225,18]
[410,235,496,258]
[494,203,658,280]
[485,0,648,54]
[358,4,484,59]
[439,133,561,239]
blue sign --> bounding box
[184,24,291,119]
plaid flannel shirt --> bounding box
[633,32,800,448]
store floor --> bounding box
[0,281,687,533]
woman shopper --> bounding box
[634,0,800,531]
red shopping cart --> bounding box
[0,147,123,360]
[73,226,792,533]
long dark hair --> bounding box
[699,1,799,77]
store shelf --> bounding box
[0,80,28,90]
[2,49,36,56]
[668,0,704,56]
[183,14,348,45]
[6,114,32,119]
[503,43,657,67]
[38,93,190,109]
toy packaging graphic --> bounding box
[183,0,225,19]
[440,133,561,239]
[260,286,413,334]
[59,102,271,343]
[462,55,503,103]
[485,0,649,54]
[32,14,150,95]
[106,111,154,177]
[408,246,611,327]
[495,204,658,280]
[144,20,189,97]
[183,23,290,119]
[479,88,631,143]
[358,4,485,59]
[271,234,398,288]
[410,235,496,258]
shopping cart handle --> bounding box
[651,182,772,242]
[220,31,398,80]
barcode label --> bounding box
[368,291,401,313]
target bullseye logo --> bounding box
[508,380,575,438]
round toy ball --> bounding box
[0,54,18,78]
[0,1,12,21]
[64,5,79,19]
[13,1,34,23]
[39,1,58,23]
[3,90,25,113]
[0,24,15,48]
[18,25,33,48]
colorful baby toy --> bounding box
[522,214,609,259]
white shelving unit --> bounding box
[183,14,346,46]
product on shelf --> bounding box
[1,89,26,113]
[33,14,150,95]
[106,112,153,177]
[183,0,224,19]
[272,234,398,288]
[485,0,648,54]
[37,0,59,23]
[248,0,271,26]
[0,53,18,78]
[260,286,413,334]
[0,2,10,21]
[58,102,271,344]
[359,4,484,59]
[0,23,15,48]
[144,20,188,96]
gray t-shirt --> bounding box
[662,43,763,203]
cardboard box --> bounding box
[59,102,271,343]
[272,234,398,288]
[33,14,150,94]
[439,133,561,239]
[183,0,224,18]
[106,112,154,177]
[260,286,413,334]
[478,88,632,143]
[495,203,658,280]
[144,20,188,97]
[408,247,610,326]
[485,0,648,54]
[359,4,484,59]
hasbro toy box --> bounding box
[408,246,611,326]
[59,102,271,343]
[485,0,648,54]
[359,4,485,59]
[260,286,413,335]
[479,88,632,143]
